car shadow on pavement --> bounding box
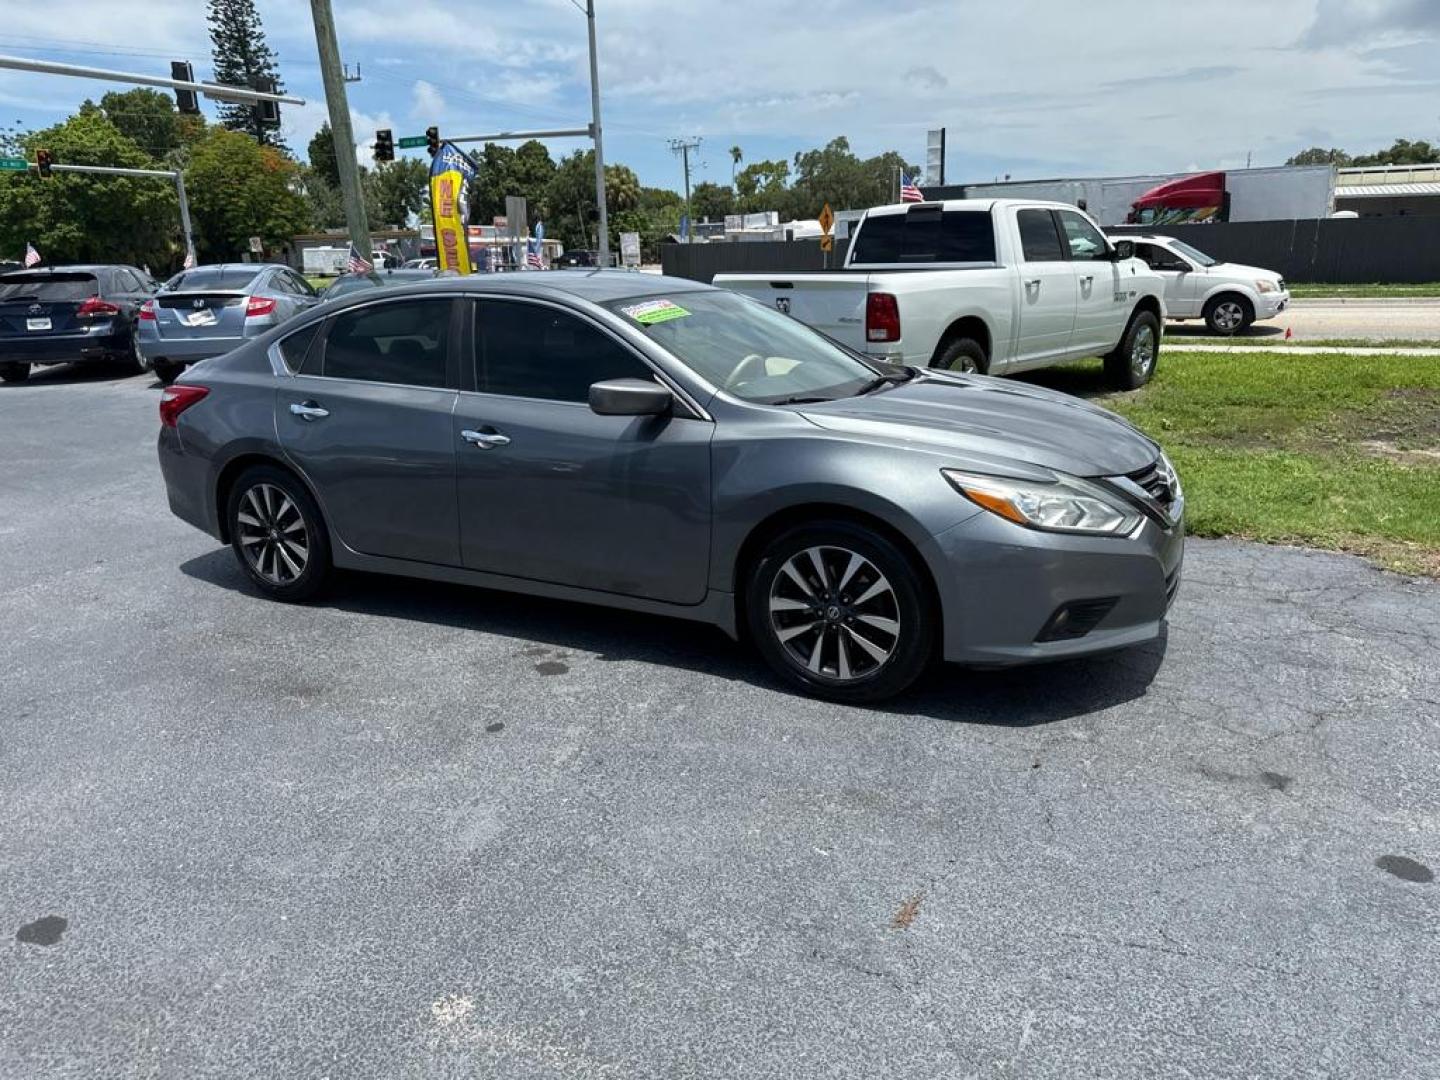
[0,363,150,388]
[1165,323,1284,341]
[180,548,1166,728]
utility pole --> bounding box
[669,137,701,241]
[308,0,370,260]
[586,0,610,267]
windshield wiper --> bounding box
[771,395,834,406]
[855,367,917,396]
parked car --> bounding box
[1111,233,1289,335]
[557,249,601,268]
[402,257,437,270]
[716,199,1167,390]
[0,264,156,383]
[320,268,438,302]
[137,263,320,385]
[157,272,1184,702]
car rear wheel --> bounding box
[932,336,988,375]
[226,465,332,602]
[1203,294,1252,336]
[153,360,184,385]
[0,361,30,383]
[746,521,933,702]
[1104,309,1161,390]
[115,331,146,374]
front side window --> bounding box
[474,300,653,402]
[1138,243,1188,272]
[1058,211,1109,261]
[321,299,450,388]
[1166,238,1218,267]
[1017,209,1065,262]
[605,290,878,404]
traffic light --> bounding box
[374,129,394,163]
[35,149,53,179]
[425,126,440,156]
[171,61,200,115]
[253,76,280,129]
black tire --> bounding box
[115,329,146,374]
[1203,293,1252,336]
[1104,309,1161,390]
[0,362,30,383]
[745,520,935,703]
[225,464,332,602]
[931,336,988,375]
[152,360,184,386]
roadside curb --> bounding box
[1168,344,1440,356]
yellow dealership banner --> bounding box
[429,142,478,274]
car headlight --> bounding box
[1255,279,1279,294]
[942,469,1143,536]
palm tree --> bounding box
[729,145,743,188]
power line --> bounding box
[668,136,701,239]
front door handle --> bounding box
[1079,274,1094,285]
[1024,278,1041,288]
[289,401,329,421]
[461,428,511,449]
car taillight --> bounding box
[866,292,901,342]
[138,299,157,321]
[245,296,277,318]
[159,385,209,428]
[77,295,121,318]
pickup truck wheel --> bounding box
[1203,294,1252,336]
[1104,310,1161,390]
[0,362,31,383]
[933,337,987,375]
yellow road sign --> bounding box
[819,234,834,252]
[818,202,834,235]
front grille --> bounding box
[1036,597,1119,642]
[1120,459,1181,528]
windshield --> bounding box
[604,290,879,404]
[0,273,99,301]
[163,267,262,292]
[325,271,433,298]
[1166,239,1218,267]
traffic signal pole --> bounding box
[586,0,610,266]
[31,162,195,266]
[308,0,371,261]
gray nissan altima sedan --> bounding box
[158,271,1183,701]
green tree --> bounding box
[690,180,734,222]
[546,150,640,249]
[0,108,176,268]
[1352,138,1439,166]
[308,123,340,189]
[734,158,790,212]
[185,127,308,259]
[98,89,180,161]
[300,165,344,229]
[787,137,918,218]
[729,144,743,186]
[207,0,287,149]
[367,158,429,228]
[639,186,683,213]
[1286,147,1352,167]
[468,142,517,224]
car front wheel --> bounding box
[1204,294,1252,336]
[0,362,30,383]
[746,521,934,702]
[226,465,332,602]
[1104,309,1161,390]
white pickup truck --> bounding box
[715,198,1168,389]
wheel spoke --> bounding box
[806,547,831,591]
[856,614,900,636]
[275,494,297,525]
[275,540,303,578]
[835,552,864,595]
[769,597,811,613]
[852,577,892,606]
[244,488,266,525]
[836,632,852,679]
[844,624,890,665]
[236,510,263,528]
[781,559,816,599]
[807,629,827,673]
[777,620,821,643]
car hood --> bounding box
[797,372,1158,478]
[1209,262,1279,283]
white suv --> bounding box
[1113,233,1289,335]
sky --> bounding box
[0,0,1437,191]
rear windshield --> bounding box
[0,273,100,301]
[850,208,997,264]
[163,267,262,292]
[326,271,434,298]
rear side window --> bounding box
[0,273,100,301]
[278,322,321,373]
[1017,210,1065,261]
[475,299,653,402]
[321,299,451,388]
[165,267,262,292]
[850,209,996,264]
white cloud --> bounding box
[410,80,445,123]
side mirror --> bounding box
[1110,240,1135,261]
[589,377,673,416]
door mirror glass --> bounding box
[589,377,673,416]
[1111,240,1135,261]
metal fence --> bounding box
[663,217,1440,284]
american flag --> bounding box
[182,249,197,270]
[525,237,543,270]
[24,242,41,267]
[346,243,374,274]
[899,173,924,203]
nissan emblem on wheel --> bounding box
[157,270,1182,702]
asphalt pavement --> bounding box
[1168,296,1440,342]
[2,363,1438,1079]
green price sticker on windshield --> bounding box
[622,299,690,325]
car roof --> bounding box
[312,270,712,314]
[864,197,1092,217]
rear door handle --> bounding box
[461,428,511,449]
[289,401,329,421]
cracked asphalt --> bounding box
[3,365,1438,1079]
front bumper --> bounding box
[0,324,130,363]
[928,509,1184,666]
[1256,291,1290,320]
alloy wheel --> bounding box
[768,545,901,682]
[1130,323,1156,378]
[236,483,310,585]
[1213,301,1244,332]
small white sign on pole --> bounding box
[248,235,263,254]
[619,231,641,268]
